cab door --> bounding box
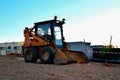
[54,26,63,48]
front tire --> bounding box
[40,46,55,64]
[24,47,38,63]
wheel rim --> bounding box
[42,51,50,61]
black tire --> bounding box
[40,46,55,64]
[24,47,38,63]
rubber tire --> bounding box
[40,46,55,64]
[24,47,38,63]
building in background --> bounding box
[67,41,93,59]
[0,42,23,55]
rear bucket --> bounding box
[64,50,89,63]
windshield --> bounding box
[37,23,51,35]
[54,26,63,46]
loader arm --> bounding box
[24,27,48,47]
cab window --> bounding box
[37,23,51,35]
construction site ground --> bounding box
[0,56,120,80]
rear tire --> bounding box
[24,47,38,63]
[40,46,55,64]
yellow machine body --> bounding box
[23,16,89,64]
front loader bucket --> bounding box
[64,50,89,63]
[54,48,68,64]
[53,48,89,64]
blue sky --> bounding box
[0,0,120,47]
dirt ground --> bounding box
[0,56,120,80]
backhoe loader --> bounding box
[23,16,89,64]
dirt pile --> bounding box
[0,56,120,80]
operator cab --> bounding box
[34,16,65,48]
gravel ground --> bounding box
[0,56,120,80]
